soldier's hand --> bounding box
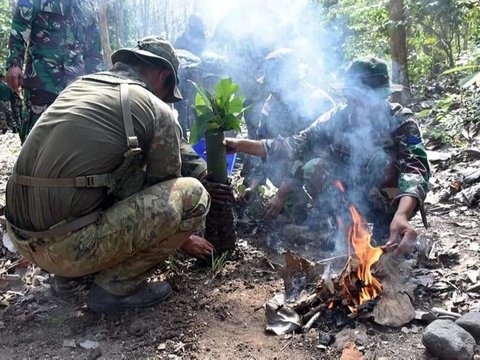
[180,235,214,259]
[237,187,256,204]
[384,213,417,255]
[7,66,23,94]
[262,193,286,219]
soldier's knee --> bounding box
[177,177,210,214]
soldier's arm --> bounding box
[392,117,430,223]
[145,100,182,184]
[180,140,207,179]
[7,0,35,69]
[83,3,103,73]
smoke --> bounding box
[178,1,394,261]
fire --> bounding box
[348,206,384,305]
[333,180,384,312]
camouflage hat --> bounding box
[333,57,403,98]
[111,36,183,103]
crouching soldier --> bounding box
[227,57,431,254]
[5,37,217,313]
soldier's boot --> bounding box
[87,281,172,313]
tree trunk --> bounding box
[389,0,411,104]
[98,0,112,67]
[114,0,125,48]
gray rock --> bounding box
[456,312,480,344]
[422,319,475,360]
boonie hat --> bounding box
[333,57,403,98]
[111,36,183,103]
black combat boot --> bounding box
[87,282,172,313]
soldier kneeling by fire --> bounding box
[4,37,233,313]
[227,57,431,254]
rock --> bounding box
[456,312,480,343]
[333,325,369,351]
[422,319,475,360]
[79,340,99,350]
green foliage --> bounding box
[316,1,390,65]
[0,0,12,68]
[211,251,229,279]
[189,78,251,144]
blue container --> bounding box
[191,138,236,176]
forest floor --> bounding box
[0,131,479,360]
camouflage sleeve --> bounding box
[261,108,337,177]
[7,0,35,69]
[83,2,103,73]
[180,140,207,179]
[393,118,430,205]
[145,97,182,183]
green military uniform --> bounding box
[7,0,103,143]
[262,101,430,238]
[246,84,334,188]
[6,62,210,295]
[0,82,21,133]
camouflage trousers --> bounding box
[19,89,58,144]
[8,178,210,295]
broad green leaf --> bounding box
[190,81,210,107]
[460,71,480,88]
[215,78,239,104]
[229,97,245,113]
[189,112,214,144]
[194,104,213,117]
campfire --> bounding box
[265,181,415,336]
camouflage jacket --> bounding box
[262,101,430,213]
[248,85,334,186]
[7,0,103,94]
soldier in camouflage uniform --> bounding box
[5,37,217,313]
[6,0,103,143]
[238,48,334,219]
[227,58,431,254]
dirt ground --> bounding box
[1,132,480,360]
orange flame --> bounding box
[348,205,383,306]
[334,180,346,193]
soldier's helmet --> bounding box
[111,36,183,103]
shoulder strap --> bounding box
[120,83,140,152]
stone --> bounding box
[422,319,475,360]
[456,312,480,343]
[333,326,369,351]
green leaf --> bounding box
[229,97,245,113]
[189,112,214,144]
[194,104,213,116]
[460,71,480,88]
[441,65,480,75]
[215,78,239,104]
[221,114,242,132]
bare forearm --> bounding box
[227,138,266,158]
[395,196,418,218]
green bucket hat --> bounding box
[111,36,183,103]
[333,57,403,98]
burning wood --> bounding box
[265,181,415,335]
